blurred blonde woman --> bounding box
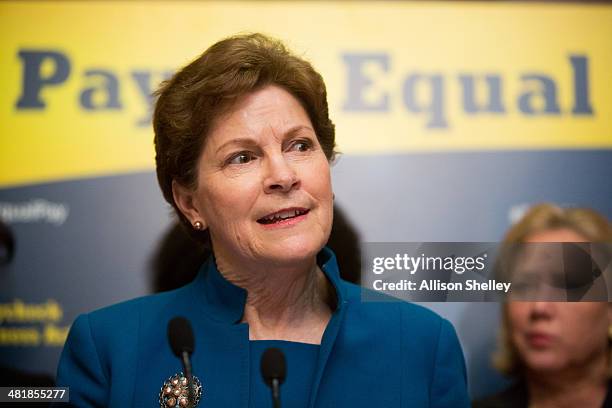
[474,203,612,408]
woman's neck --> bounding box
[215,253,333,344]
[526,352,608,408]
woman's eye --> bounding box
[228,152,254,165]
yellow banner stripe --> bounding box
[1,1,611,187]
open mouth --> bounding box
[257,208,309,225]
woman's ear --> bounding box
[172,179,208,229]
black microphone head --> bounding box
[260,347,286,386]
[167,316,195,357]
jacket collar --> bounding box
[191,246,346,324]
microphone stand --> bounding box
[271,377,281,408]
[180,350,195,408]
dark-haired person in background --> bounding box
[56,33,469,407]
[0,220,54,405]
[474,204,612,408]
[0,220,15,267]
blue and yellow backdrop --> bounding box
[1,0,611,398]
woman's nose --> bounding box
[263,154,299,193]
[529,301,555,320]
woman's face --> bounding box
[506,228,612,373]
[176,85,333,267]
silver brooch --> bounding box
[159,372,203,407]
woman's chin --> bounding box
[524,354,568,374]
[260,239,324,266]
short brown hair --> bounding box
[153,33,336,241]
[493,203,612,376]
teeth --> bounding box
[261,209,307,224]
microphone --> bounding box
[260,347,286,408]
[167,317,195,407]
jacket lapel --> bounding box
[308,249,348,408]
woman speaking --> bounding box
[55,33,469,407]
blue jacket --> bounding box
[56,248,470,407]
